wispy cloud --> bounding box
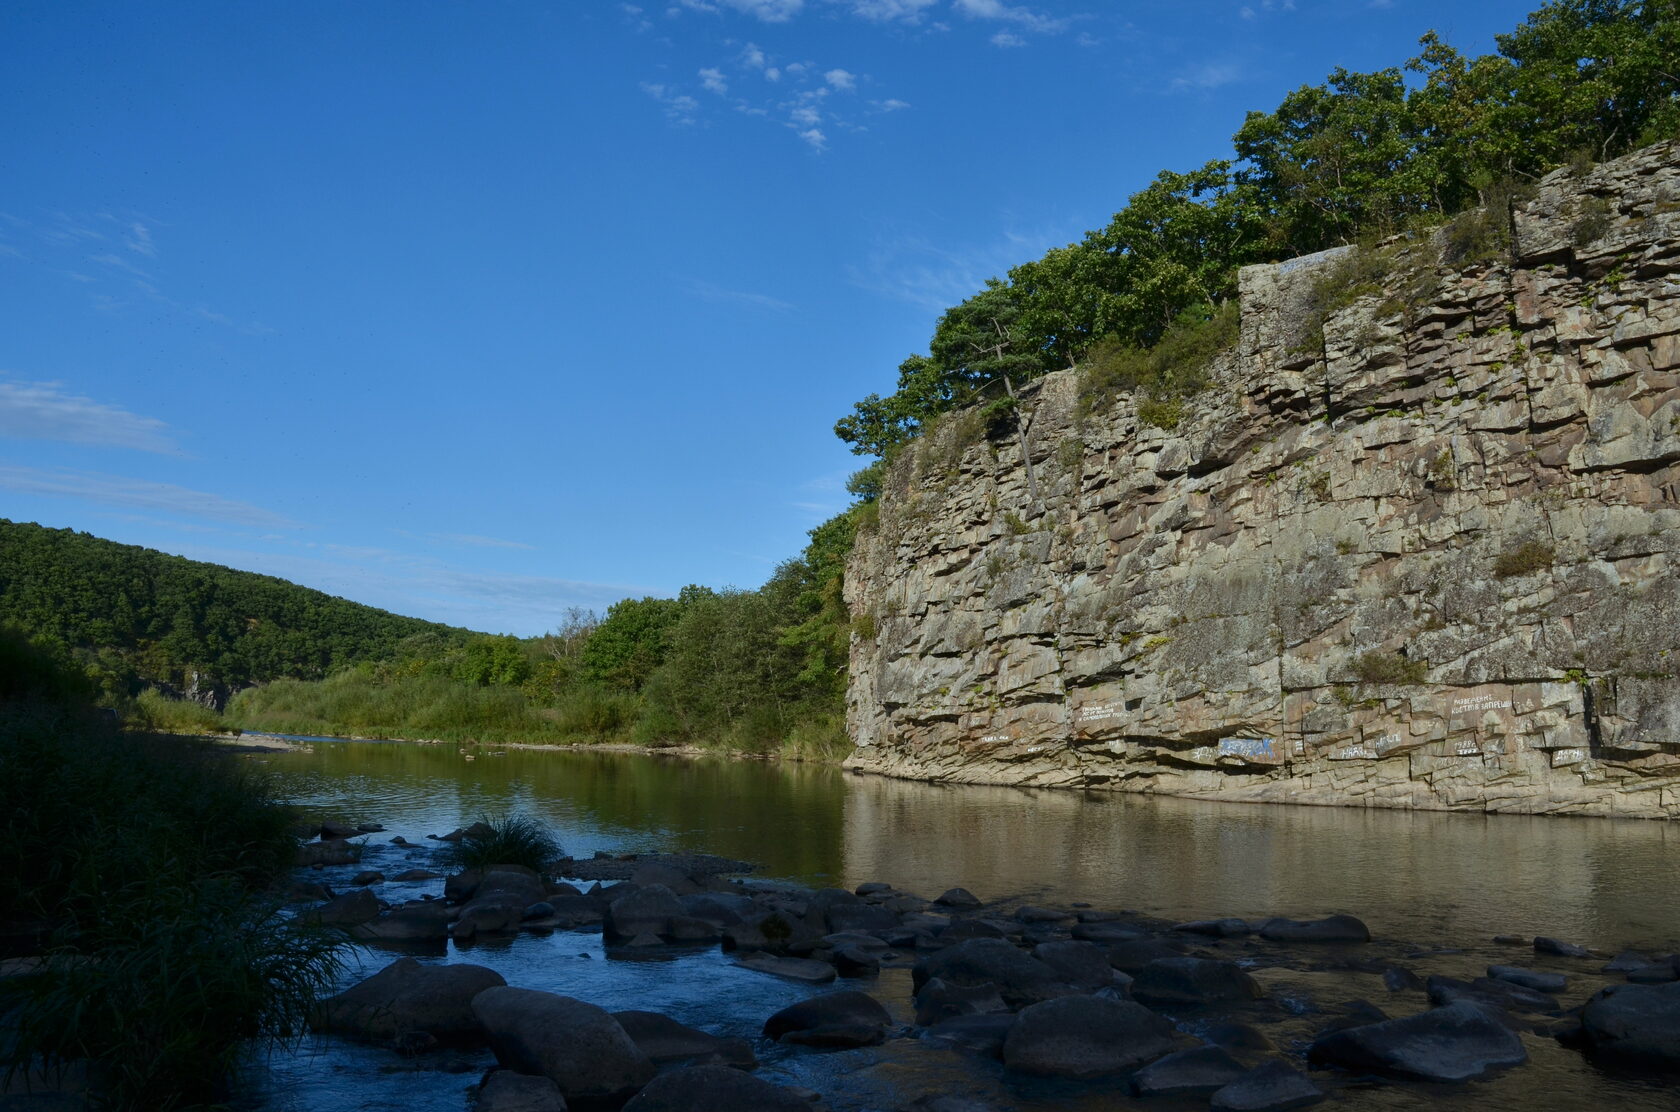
[424,531,537,551]
[0,378,180,454]
[684,279,796,312]
[841,0,939,22]
[699,67,729,94]
[951,0,1068,35]
[825,68,856,91]
[0,465,299,528]
[641,82,700,123]
[1171,61,1243,90]
[991,30,1026,47]
[848,222,1082,311]
[679,0,805,21]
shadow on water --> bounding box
[246,740,1680,1112]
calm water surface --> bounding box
[245,739,1680,1112]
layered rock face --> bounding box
[844,140,1680,818]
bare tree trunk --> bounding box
[1002,372,1042,507]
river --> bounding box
[244,738,1680,1111]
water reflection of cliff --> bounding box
[838,773,1680,951]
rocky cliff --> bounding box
[844,140,1680,818]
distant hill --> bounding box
[0,519,469,703]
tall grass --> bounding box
[0,644,348,1110]
[130,687,228,735]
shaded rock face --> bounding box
[845,139,1680,819]
[1580,980,1680,1067]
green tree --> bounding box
[579,595,686,692]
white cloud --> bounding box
[741,42,767,68]
[874,98,911,111]
[798,127,828,151]
[791,103,823,127]
[843,0,938,21]
[764,66,781,81]
[699,66,729,94]
[991,30,1025,46]
[951,0,1067,33]
[0,379,179,453]
[641,82,700,123]
[0,465,298,527]
[682,0,804,20]
[824,68,856,90]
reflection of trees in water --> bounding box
[270,743,1679,951]
[840,776,1680,951]
[270,743,848,883]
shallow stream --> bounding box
[244,738,1680,1111]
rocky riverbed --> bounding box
[284,818,1680,1112]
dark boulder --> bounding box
[605,884,687,941]
[1032,941,1115,992]
[620,1065,809,1112]
[1015,906,1073,924]
[833,945,882,977]
[1487,965,1566,994]
[476,1069,568,1112]
[1174,918,1253,938]
[1103,938,1186,974]
[827,903,900,934]
[1426,974,1557,1015]
[734,953,837,983]
[629,862,700,895]
[1131,1045,1249,1096]
[935,888,982,909]
[939,919,1008,944]
[302,887,380,928]
[1580,979,1680,1068]
[1309,1000,1528,1082]
[1534,936,1592,958]
[312,957,505,1043]
[1072,920,1149,944]
[1131,957,1264,1008]
[914,978,1010,1025]
[351,870,384,887]
[764,990,892,1049]
[1209,1060,1324,1112]
[682,892,754,928]
[922,1014,1016,1055]
[473,987,653,1105]
[1001,994,1179,1078]
[391,868,442,882]
[297,838,358,867]
[913,938,1069,1009]
[1257,915,1369,943]
[354,899,456,942]
[611,1010,755,1068]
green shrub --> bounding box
[1350,650,1427,685]
[547,684,637,739]
[1571,196,1614,247]
[779,714,853,761]
[131,687,226,734]
[446,814,563,873]
[1493,540,1555,578]
[1079,301,1238,417]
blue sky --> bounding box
[2,0,1539,634]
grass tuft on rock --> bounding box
[447,813,563,873]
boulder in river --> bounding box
[1001,994,1179,1078]
[620,1064,810,1112]
[935,888,982,909]
[1534,936,1592,958]
[1130,957,1264,1008]
[1486,965,1566,994]
[763,989,892,1048]
[472,987,654,1105]
[475,1069,568,1112]
[312,957,505,1043]
[302,887,379,928]
[612,1010,756,1068]
[297,838,359,867]
[1209,1060,1324,1112]
[734,952,837,983]
[605,884,688,941]
[1257,915,1369,943]
[913,938,1070,1009]
[914,977,1010,1025]
[1031,941,1115,992]
[1131,1045,1249,1096]
[1309,1000,1528,1082]
[354,899,456,942]
[1580,979,1680,1068]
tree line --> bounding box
[834,0,1680,478]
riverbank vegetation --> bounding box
[835,0,1680,469]
[0,629,345,1109]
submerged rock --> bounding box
[612,1010,756,1068]
[1131,1045,1249,1096]
[1130,957,1264,1008]
[734,952,837,983]
[1257,915,1370,943]
[476,1069,568,1112]
[913,938,1070,1008]
[1209,1060,1324,1112]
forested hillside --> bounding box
[0,520,468,703]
